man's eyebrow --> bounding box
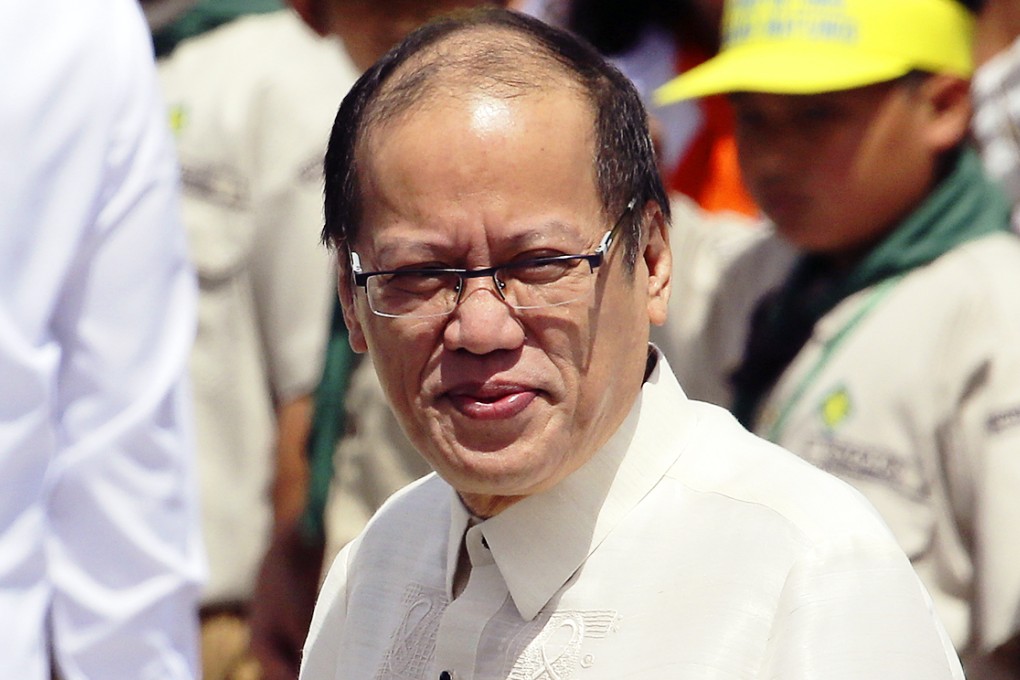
[372,240,444,264]
[370,220,591,259]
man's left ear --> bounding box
[921,74,973,152]
[642,202,672,327]
[337,260,369,354]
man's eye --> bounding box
[506,258,577,284]
[381,271,454,295]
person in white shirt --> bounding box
[299,9,964,679]
[0,0,205,678]
[156,0,359,621]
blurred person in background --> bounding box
[157,5,348,677]
[0,0,205,677]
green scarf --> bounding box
[730,148,1012,428]
[299,298,357,544]
[152,0,284,58]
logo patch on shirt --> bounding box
[803,434,929,501]
[506,610,619,679]
[168,103,188,135]
[819,385,852,429]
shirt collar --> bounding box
[447,347,696,621]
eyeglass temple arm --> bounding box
[595,197,638,256]
[349,251,366,286]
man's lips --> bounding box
[444,385,539,420]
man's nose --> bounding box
[442,279,525,355]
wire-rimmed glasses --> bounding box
[350,198,637,319]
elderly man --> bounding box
[300,9,963,679]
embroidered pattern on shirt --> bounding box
[505,610,619,680]
[802,434,929,501]
[375,583,448,680]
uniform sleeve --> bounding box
[759,537,965,679]
[249,91,335,404]
[44,3,205,678]
[969,282,1020,653]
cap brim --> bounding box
[655,44,913,104]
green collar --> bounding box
[153,0,285,58]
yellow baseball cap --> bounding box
[656,0,974,103]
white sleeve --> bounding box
[759,538,965,680]
[0,1,204,678]
[300,537,358,680]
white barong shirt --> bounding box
[301,352,962,680]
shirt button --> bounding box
[439,672,453,680]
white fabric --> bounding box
[653,203,1020,653]
[973,35,1020,230]
[158,10,359,604]
[301,352,963,680]
[0,1,204,678]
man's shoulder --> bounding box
[355,472,450,547]
[671,401,897,546]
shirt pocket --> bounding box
[179,163,254,284]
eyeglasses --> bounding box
[350,198,637,319]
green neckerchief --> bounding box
[152,0,284,58]
[299,298,357,545]
[730,148,1011,429]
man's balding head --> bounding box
[323,8,669,271]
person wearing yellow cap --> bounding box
[651,0,1020,676]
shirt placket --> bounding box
[434,525,507,680]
